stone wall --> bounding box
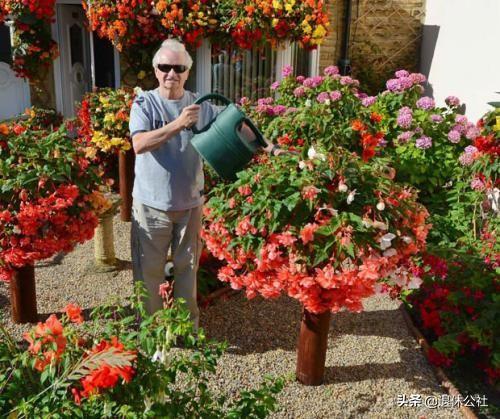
[319,0,426,93]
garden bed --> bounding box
[0,215,463,417]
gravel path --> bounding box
[0,216,462,418]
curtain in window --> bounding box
[211,46,277,103]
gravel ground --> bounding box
[0,215,462,418]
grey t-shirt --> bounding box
[129,89,218,211]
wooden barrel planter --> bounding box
[10,264,38,324]
[119,148,135,222]
[296,309,331,385]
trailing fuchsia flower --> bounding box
[270,81,280,90]
[470,177,485,191]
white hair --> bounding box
[152,39,193,69]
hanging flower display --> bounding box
[82,0,164,53]
[0,119,111,281]
[3,0,59,80]
[153,0,221,47]
[220,0,330,49]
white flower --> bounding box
[407,276,423,289]
[298,160,307,170]
[305,99,312,107]
[152,347,164,363]
[133,86,144,95]
[379,232,396,250]
[401,236,413,244]
[383,248,397,257]
[346,189,357,204]
[307,146,326,161]
[338,182,348,193]
[12,226,21,234]
[372,221,388,230]
[362,218,372,228]
[376,201,385,211]
[324,99,331,106]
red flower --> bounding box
[64,303,84,324]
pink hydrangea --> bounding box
[445,96,460,107]
[416,96,435,110]
[416,136,432,149]
[361,96,376,107]
[324,65,339,76]
[329,90,342,101]
[281,65,293,78]
[447,130,461,143]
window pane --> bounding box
[0,24,12,64]
[211,46,277,103]
[291,43,311,77]
[92,32,115,88]
[185,46,197,92]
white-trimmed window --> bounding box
[190,40,319,102]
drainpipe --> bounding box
[338,0,353,76]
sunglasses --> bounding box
[157,64,188,74]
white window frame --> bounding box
[195,40,320,95]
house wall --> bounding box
[420,0,500,122]
[319,0,426,93]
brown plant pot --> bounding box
[10,264,38,324]
[296,308,331,385]
[119,149,135,222]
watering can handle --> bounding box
[194,93,232,106]
[242,117,268,148]
[191,94,232,134]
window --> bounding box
[208,43,313,102]
[0,24,12,65]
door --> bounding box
[57,4,91,117]
[0,23,31,121]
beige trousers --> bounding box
[131,201,202,329]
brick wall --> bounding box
[319,0,426,93]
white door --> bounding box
[57,4,91,117]
[0,23,31,121]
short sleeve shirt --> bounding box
[129,89,218,211]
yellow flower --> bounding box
[285,0,295,12]
[312,24,327,39]
[272,0,283,10]
[137,70,146,80]
[99,97,110,106]
[272,18,279,27]
[84,146,97,159]
[301,20,312,34]
[104,113,116,124]
[494,116,500,131]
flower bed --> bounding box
[0,283,283,416]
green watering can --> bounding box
[191,93,267,180]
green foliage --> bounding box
[0,282,284,418]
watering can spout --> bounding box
[190,94,267,180]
